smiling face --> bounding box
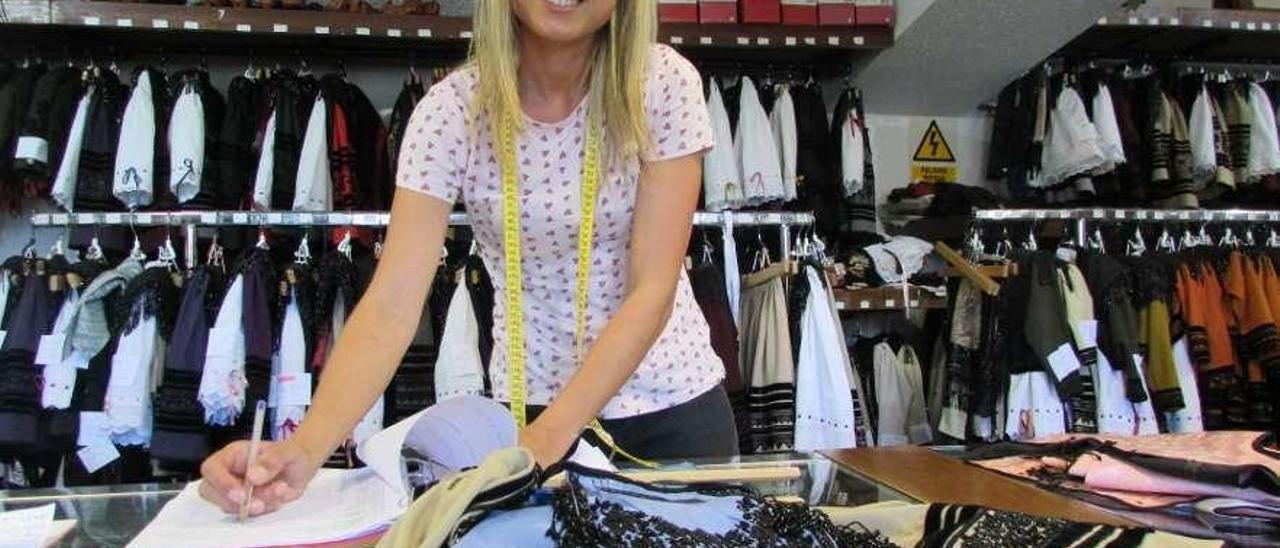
[513,0,618,45]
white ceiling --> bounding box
[853,0,1122,115]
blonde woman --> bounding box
[199,0,735,516]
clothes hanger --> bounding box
[374,231,386,260]
[206,235,225,272]
[256,227,270,250]
[294,233,311,265]
[1269,227,1280,249]
[1126,225,1147,256]
[337,229,353,261]
[1088,227,1106,254]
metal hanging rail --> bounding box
[29,210,815,228]
[973,208,1280,223]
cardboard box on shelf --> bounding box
[741,0,782,23]
[700,0,739,23]
[856,1,894,27]
[782,0,818,25]
[818,0,856,26]
[659,0,699,23]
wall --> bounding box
[865,113,994,207]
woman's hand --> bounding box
[518,420,576,468]
[197,438,322,516]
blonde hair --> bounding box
[469,0,657,163]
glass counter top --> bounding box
[0,452,911,548]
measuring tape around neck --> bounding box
[499,106,656,468]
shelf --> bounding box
[1063,6,1280,61]
[973,208,1280,223]
[831,286,947,312]
[29,210,815,228]
[0,1,890,60]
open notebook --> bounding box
[129,396,523,548]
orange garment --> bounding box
[1199,265,1237,372]
[1225,252,1278,427]
[1176,265,1210,369]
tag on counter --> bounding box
[78,441,120,473]
[77,411,112,447]
[35,334,66,366]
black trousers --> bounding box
[527,383,739,462]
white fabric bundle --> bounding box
[703,79,742,212]
[199,276,248,426]
[1038,86,1106,188]
[839,107,865,196]
[435,270,485,402]
[106,314,159,446]
[52,90,93,211]
[39,290,83,410]
[1247,82,1280,181]
[1188,85,1217,185]
[293,95,333,211]
[1091,83,1127,174]
[113,71,157,209]
[169,84,206,203]
[794,267,856,451]
[252,111,279,211]
[722,218,741,328]
[734,76,785,205]
[270,290,310,441]
[768,85,798,202]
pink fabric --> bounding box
[1070,453,1280,506]
[396,45,721,418]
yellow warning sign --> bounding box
[911,164,958,183]
[912,120,956,162]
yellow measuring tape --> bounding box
[499,106,656,468]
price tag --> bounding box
[232,213,249,224]
[77,412,111,447]
[910,300,920,308]
[236,24,251,32]
[312,212,330,224]
[1114,210,1127,219]
[1127,16,1139,25]
[104,213,123,224]
[355,213,380,225]
[418,28,432,38]
[835,301,846,310]
[78,442,120,474]
[460,30,473,38]
[827,36,840,46]
[1092,209,1105,219]
[859,301,871,310]
[1097,17,1108,25]
[314,26,329,34]
[152,19,169,29]
[201,212,218,224]
[785,36,797,45]
[1247,22,1258,31]
[1170,18,1180,25]
[1230,21,1241,29]
[1265,22,1273,31]
[278,373,313,406]
[669,36,683,44]
[35,334,66,366]
[51,213,69,225]
[756,37,769,45]
[884,299,896,308]
[1203,19,1214,28]
[136,213,154,224]
[116,18,133,27]
[387,28,402,37]
[804,37,816,45]
[1178,211,1192,221]
[699,36,712,45]
[42,365,76,409]
[183,21,199,30]
[1034,210,1048,220]
[1147,17,1159,26]
[273,23,289,33]
[83,16,101,26]
[356,27,371,36]
[854,36,865,46]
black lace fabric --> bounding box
[547,466,895,548]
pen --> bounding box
[239,400,267,523]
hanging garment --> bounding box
[831,87,876,235]
[738,274,794,454]
[14,67,81,184]
[217,76,263,209]
[1224,85,1252,185]
[387,72,426,179]
[1004,370,1067,442]
[816,269,875,448]
[152,267,217,465]
[794,266,855,451]
[938,280,982,441]
[271,287,309,442]
[793,83,842,239]
[0,266,59,452]
[1149,90,1198,209]
[199,275,246,426]
[328,97,359,210]
[1247,81,1280,182]
[898,344,932,445]
[74,71,128,211]
[50,89,93,211]
[113,69,161,209]
[39,289,82,410]
[1091,82,1127,174]
[1057,262,1098,434]
[293,94,332,211]
[703,79,742,211]
[62,259,144,364]
[838,100,865,197]
[463,253,495,380]
[872,342,915,446]
[341,79,392,210]
[105,312,158,447]
[1163,339,1204,434]
[1194,263,1245,429]
[269,71,317,210]
[1140,297,1184,413]
[0,62,44,209]
[168,83,207,204]
[435,269,484,402]
[1039,85,1106,187]
[689,261,741,396]
[252,111,278,210]
[723,226,741,328]
[1188,85,1217,186]
[239,251,276,437]
[1025,255,1084,398]
[768,84,797,202]
[734,76,785,206]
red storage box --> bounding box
[818,0,856,26]
[741,0,781,23]
[782,0,818,25]
[699,0,738,23]
[659,0,699,23]
[856,3,894,27]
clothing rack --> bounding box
[974,208,1280,246]
[29,209,815,271]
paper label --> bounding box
[1046,342,1080,382]
[78,411,111,447]
[1078,319,1099,349]
[78,441,120,473]
[15,136,49,163]
[35,334,66,366]
[42,364,77,409]
[0,504,55,548]
[279,373,313,407]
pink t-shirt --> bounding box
[397,44,722,418]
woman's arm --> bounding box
[199,188,451,515]
[520,153,703,466]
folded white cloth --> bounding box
[52,90,93,211]
[252,111,278,211]
[106,314,158,446]
[736,77,785,206]
[839,107,866,196]
[199,276,247,426]
[863,235,934,284]
[1188,85,1217,185]
[1247,82,1280,181]
[435,270,485,402]
[114,71,157,209]
[293,95,332,211]
[270,290,310,441]
[1092,83,1127,174]
[769,85,798,202]
[794,267,856,451]
[1038,86,1106,188]
[169,84,206,204]
[703,79,743,212]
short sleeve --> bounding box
[643,45,715,163]
[395,77,470,204]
